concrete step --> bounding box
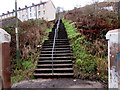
[35,68,73,73]
[42,48,71,50]
[37,64,73,68]
[34,20,74,78]
[44,42,69,44]
[34,73,73,76]
[39,56,72,60]
[34,73,74,78]
[35,68,73,71]
[38,60,72,64]
[43,43,69,46]
[41,50,72,54]
[44,40,69,43]
[44,42,69,45]
[45,39,69,41]
[47,39,69,41]
[42,45,71,48]
[41,50,71,53]
[40,53,73,55]
[41,48,72,51]
[40,53,73,57]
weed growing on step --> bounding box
[62,18,108,86]
[43,28,52,40]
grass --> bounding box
[62,18,108,87]
[11,53,38,83]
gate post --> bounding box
[106,29,120,89]
[0,28,11,89]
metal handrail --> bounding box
[51,18,60,75]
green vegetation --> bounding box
[43,28,52,40]
[11,53,38,83]
[3,19,53,83]
[62,19,108,86]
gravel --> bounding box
[12,79,103,88]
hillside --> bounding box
[2,2,119,87]
[3,19,54,82]
[64,2,118,40]
[62,2,119,87]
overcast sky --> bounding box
[0,0,105,15]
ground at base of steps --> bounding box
[12,79,103,88]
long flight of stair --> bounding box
[34,19,74,78]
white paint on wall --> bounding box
[105,0,120,2]
[0,28,11,43]
[110,66,119,88]
[103,6,113,11]
[1,0,56,22]
[106,29,120,46]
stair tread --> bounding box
[40,57,71,59]
[44,43,69,44]
[48,39,68,40]
[38,60,72,62]
[44,42,69,45]
[45,41,69,43]
[37,64,72,66]
[35,68,73,70]
[34,20,74,78]
[44,41,69,42]
[41,50,71,52]
[40,53,73,55]
[34,73,73,76]
[43,47,71,49]
[43,45,71,47]
[42,44,71,46]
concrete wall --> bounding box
[0,44,2,90]
[2,43,11,88]
[0,43,11,89]
[1,17,16,27]
[0,28,11,89]
[45,0,56,21]
[0,44,2,78]
[106,29,120,88]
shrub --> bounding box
[62,18,108,86]
[3,19,53,83]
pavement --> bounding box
[12,79,103,88]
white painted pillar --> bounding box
[106,29,120,89]
[0,28,11,89]
[0,44,2,90]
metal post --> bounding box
[108,39,110,88]
[51,18,60,75]
[118,1,120,28]
[15,0,20,60]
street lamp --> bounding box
[15,0,20,60]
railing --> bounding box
[51,18,61,75]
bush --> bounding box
[3,19,53,83]
[76,54,96,73]
[62,18,108,86]
[11,53,38,83]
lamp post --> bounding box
[15,0,20,60]
[118,1,120,28]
